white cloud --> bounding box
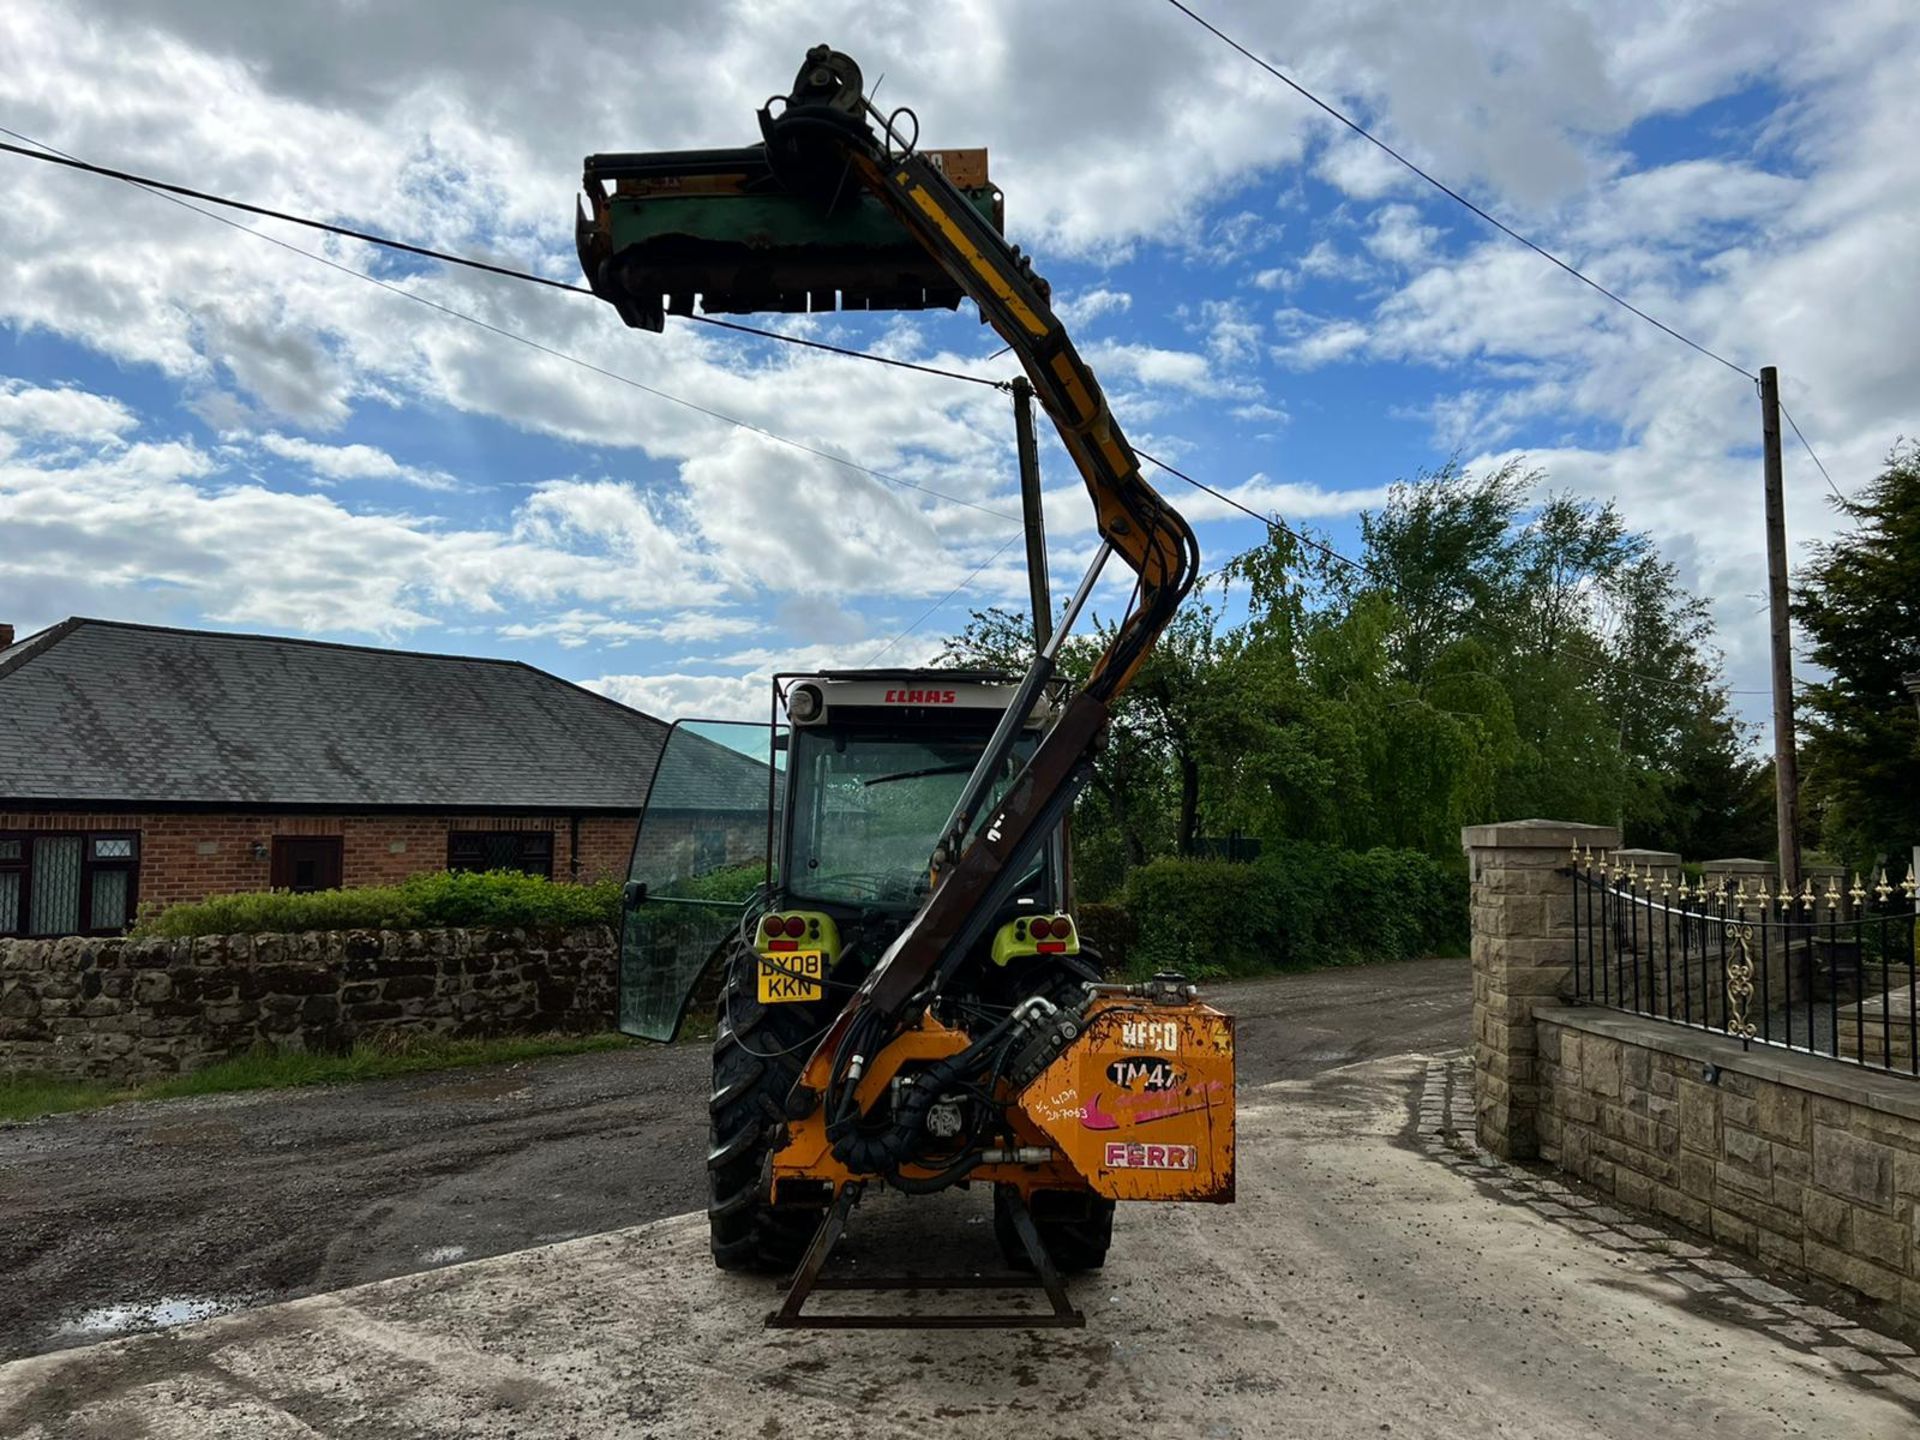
[0,0,1914,736]
[1272,319,1370,369]
[256,432,459,490]
[496,609,758,649]
[1054,288,1132,326]
[1365,203,1443,266]
[1175,473,1393,525]
[0,380,138,440]
[589,636,946,723]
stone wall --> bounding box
[1465,815,1920,1337]
[1463,818,1620,1158]
[1537,1007,1920,1334]
[0,925,616,1084]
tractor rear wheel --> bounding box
[707,941,827,1273]
[993,1184,1114,1273]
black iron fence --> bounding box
[1568,850,1920,1078]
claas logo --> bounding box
[883,688,958,703]
[1105,1056,1182,1093]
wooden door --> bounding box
[271,836,343,892]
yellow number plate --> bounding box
[757,950,824,1004]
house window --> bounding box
[448,831,554,879]
[270,837,343,893]
[0,832,140,938]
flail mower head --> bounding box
[577,46,1013,331]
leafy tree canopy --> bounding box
[1795,442,1920,870]
[944,458,1769,897]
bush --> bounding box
[1074,901,1135,973]
[1117,842,1467,979]
[133,869,623,938]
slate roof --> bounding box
[0,618,677,810]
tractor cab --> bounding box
[616,669,1062,1041]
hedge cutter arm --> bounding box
[577,45,1201,1045]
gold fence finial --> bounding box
[1799,877,1815,911]
[1598,851,1610,880]
[1825,874,1841,912]
[1851,871,1868,907]
[1903,866,1918,902]
[1775,875,1792,909]
[1875,866,1893,903]
[1660,868,1674,899]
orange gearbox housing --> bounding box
[1021,996,1235,1202]
[771,995,1234,1204]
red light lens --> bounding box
[1029,917,1053,940]
[783,915,808,939]
[762,915,782,937]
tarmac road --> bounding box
[0,955,1472,1361]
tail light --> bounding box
[783,915,808,939]
[1029,917,1054,940]
[762,915,783,938]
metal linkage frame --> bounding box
[767,1184,1085,1330]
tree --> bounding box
[939,454,1751,881]
[1795,442,1920,870]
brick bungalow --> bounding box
[0,618,678,936]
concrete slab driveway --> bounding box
[2,957,1915,1436]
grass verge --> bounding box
[0,1031,633,1124]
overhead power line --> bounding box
[0,129,1017,525]
[0,136,1009,390]
[1137,450,1772,698]
[1163,1,1852,504]
[1162,1,1759,383]
[1777,400,1847,506]
[864,535,1025,664]
[0,123,1847,510]
[0,126,1825,683]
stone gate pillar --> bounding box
[1461,818,1621,1159]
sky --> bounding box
[0,0,1914,736]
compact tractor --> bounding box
[588,47,1234,1327]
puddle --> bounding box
[420,1245,468,1265]
[56,1294,245,1337]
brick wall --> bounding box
[1537,1007,1920,1335]
[0,925,616,1083]
[0,810,641,914]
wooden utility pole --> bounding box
[1012,375,1070,906]
[1012,377,1051,649]
[1760,365,1803,894]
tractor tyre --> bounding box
[993,1184,1115,1274]
[707,941,826,1273]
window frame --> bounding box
[0,830,142,938]
[269,835,344,893]
[446,830,555,880]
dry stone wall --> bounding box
[0,926,617,1084]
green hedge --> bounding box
[1114,842,1467,979]
[133,870,623,938]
